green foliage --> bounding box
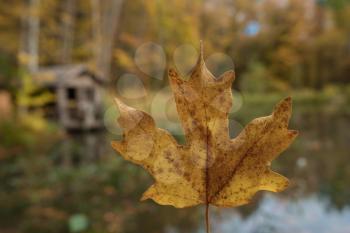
[0,120,34,148]
[0,130,200,233]
[0,114,60,151]
[0,53,17,90]
[324,0,350,10]
[240,61,289,93]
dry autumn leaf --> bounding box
[111,43,298,232]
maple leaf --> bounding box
[111,44,298,210]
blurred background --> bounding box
[1,0,350,232]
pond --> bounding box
[2,108,348,233]
[52,108,350,233]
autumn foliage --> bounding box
[112,45,298,209]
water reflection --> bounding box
[51,132,109,166]
[58,111,350,233]
[213,195,350,233]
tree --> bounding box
[90,0,124,81]
[61,0,76,64]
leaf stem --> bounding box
[206,203,210,233]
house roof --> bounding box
[33,64,106,87]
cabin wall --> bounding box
[56,82,104,130]
[35,69,105,130]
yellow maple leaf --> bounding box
[111,43,298,230]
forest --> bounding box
[0,0,350,233]
[0,0,350,90]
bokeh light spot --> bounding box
[173,44,198,77]
[104,105,122,136]
[135,42,166,80]
[206,53,234,77]
[116,73,147,99]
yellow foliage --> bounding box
[17,72,55,109]
[19,112,50,132]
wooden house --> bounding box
[33,64,105,130]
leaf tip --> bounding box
[111,140,124,154]
[194,40,205,70]
[273,96,293,119]
[140,195,148,202]
[199,40,204,61]
[140,191,152,202]
[114,97,127,112]
[218,70,235,84]
[288,130,299,140]
[114,97,139,117]
[284,96,292,102]
[281,96,292,107]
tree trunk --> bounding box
[90,0,124,81]
[61,0,76,64]
[27,0,40,73]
